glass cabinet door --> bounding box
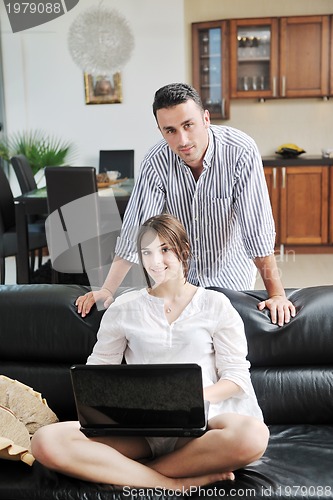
[230,18,278,98]
[192,21,229,120]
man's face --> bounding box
[156,99,210,168]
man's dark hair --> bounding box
[152,83,204,118]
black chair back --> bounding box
[45,166,116,285]
[45,166,98,213]
[0,167,46,284]
[11,155,37,193]
[0,167,16,232]
[99,150,134,178]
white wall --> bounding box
[0,0,185,191]
[185,0,333,157]
[2,0,332,183]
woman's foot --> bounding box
[174,470,235,491]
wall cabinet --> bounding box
[230,18,279,99]
[192,15,331,106]
[264,164,330,248]
[279,16,330,98]
[192,20,230,119]
[230,15,330,99]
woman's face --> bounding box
[140,230,183,285]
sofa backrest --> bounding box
[215,286,333,425]
[0,284,104,421]
[1,284,332,425]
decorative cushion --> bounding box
[0,376,58,435]
[0,405,34,465]
[0,376,58,466]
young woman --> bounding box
[31,214,269,490]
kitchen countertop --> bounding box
[262,155,333,166]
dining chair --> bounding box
[99,149,134,178]
[10,155,38,193]
[11,154,45,269]
[0,167,47,284]
[45,166,121,286]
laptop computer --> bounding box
[70,363,209,437]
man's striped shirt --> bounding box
[115,125,276,290]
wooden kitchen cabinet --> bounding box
[279,166,329,245]
[264,164,330,248]
[192,20,230,119]
[193,15,331,111]
[229,15,330,99]
[279,16,330,98]
[230,18,279,99]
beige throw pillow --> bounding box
[0,376,59,466]
[0,405,34,465]
[0,375,58,434]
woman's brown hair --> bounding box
[137,214,191,288]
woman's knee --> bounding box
[31,424,56,465]
[31,422,79,469]
[233,416,269,463]
[208,414,269,464]
[245,417,269,454]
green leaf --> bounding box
[0,130,76,175]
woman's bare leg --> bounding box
[148,414,269,479]
[31,421,233,488]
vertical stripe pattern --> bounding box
[115,126,276,290]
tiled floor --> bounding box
[4,253,333,289]
[254,252,333,289]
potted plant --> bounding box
[0,130,76,178]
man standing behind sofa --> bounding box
[76,82,295,326]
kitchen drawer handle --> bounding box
[273,167,277,189]
[282,167,286,188]
[282,76,286,97]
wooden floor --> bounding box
[5,254,333,290]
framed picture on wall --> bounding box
[84,73,122,104]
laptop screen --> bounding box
[71,364,206,430]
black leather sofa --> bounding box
[0,283,332,500]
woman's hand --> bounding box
[75,288,114,317]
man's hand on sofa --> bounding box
[257,295,296,327]
[254,255,296,326]
[75,288,114,317]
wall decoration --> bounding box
[68,7,134,75]
[84,73,122,105]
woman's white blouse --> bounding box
[87,287,263,421]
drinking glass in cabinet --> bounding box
[236,26,271,92]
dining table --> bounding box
[14,178,134,284]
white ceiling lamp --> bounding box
[68,5,134,75]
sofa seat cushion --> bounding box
[0,425,332,500]
[228,424,333,498]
